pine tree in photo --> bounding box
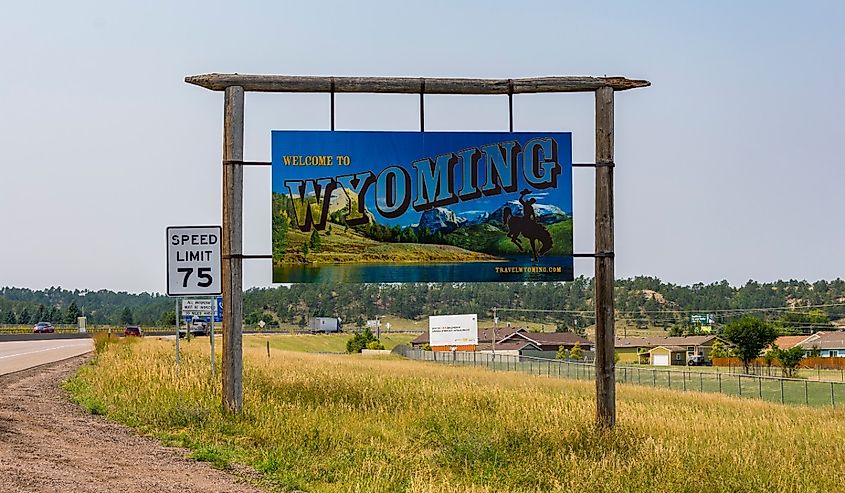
[309,230,321,252]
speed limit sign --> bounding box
[166,226,222,296]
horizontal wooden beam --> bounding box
[185,74,650,94]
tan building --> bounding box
[615,335,729,365]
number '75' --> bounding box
[177,267,213,288]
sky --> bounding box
[0,0,842,293]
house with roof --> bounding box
[615,335,729,365]
[500,330,592,351]
[769,335,817,351]
[476,341,542,357]
[798,331,845,357]
[773,335,814,350]
[409,326,524,349]
[410,327,592,358]
[647,345,688,366]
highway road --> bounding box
[0,339,93,375]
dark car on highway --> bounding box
[32,322,54,333]
[124,326,143,337]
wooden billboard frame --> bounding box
[186,73,649,428]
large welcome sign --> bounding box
[271,131,573,283]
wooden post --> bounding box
[222,86,244,413]
[185,73,648,423]
[594,85,615,428]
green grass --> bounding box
[480,357,845,408]
[445,218,573,257]
[244,333,415,354]
[281,226,498,264]
[617,360,845,384]
[66,338,845,492]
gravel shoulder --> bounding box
[0,355,267,493]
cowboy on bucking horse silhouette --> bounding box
[501,189,553,262]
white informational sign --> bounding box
[182,299,214,313]
[429,314,478,347]
[181,297,223,322]
[366,319,380,328]
[167,226,222,296]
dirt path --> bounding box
[0,356,268,493]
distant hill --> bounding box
[2,278,844,330]
[279,222,498,265]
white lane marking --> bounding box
[0,339,92,346]
[0,343,92,360]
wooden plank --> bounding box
[222,86,244,413]
[185,74,650,94]
[594,86,616,428]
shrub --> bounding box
[366,341,385,350]
[92,332,112,355]
[555,345,568,360]
[569,342,584,361]
[346,327,379,353]
[773,345,806,377]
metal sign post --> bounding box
[175,299,180,366]
[186,73,649,426]
[167,225,222,370]
[209,297,216,376]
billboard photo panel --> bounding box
[429,314,478,347]
[272,131,573,283]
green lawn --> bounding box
[441,354,845,408]
[243,333,415,354]
[617,361,845,384]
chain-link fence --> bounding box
[395,347,845,408]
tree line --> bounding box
[1,277,843,328]
[0,287,171,326]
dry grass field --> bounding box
[66,335,845,493]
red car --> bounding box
[33,322,55,333]
[124,326,143,337]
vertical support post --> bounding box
[175,299,180,366]
[209,298,215,375]
[222,86,244,413]
[594,86,615,428]
[492,307,497,362]
[832,382,836,409]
